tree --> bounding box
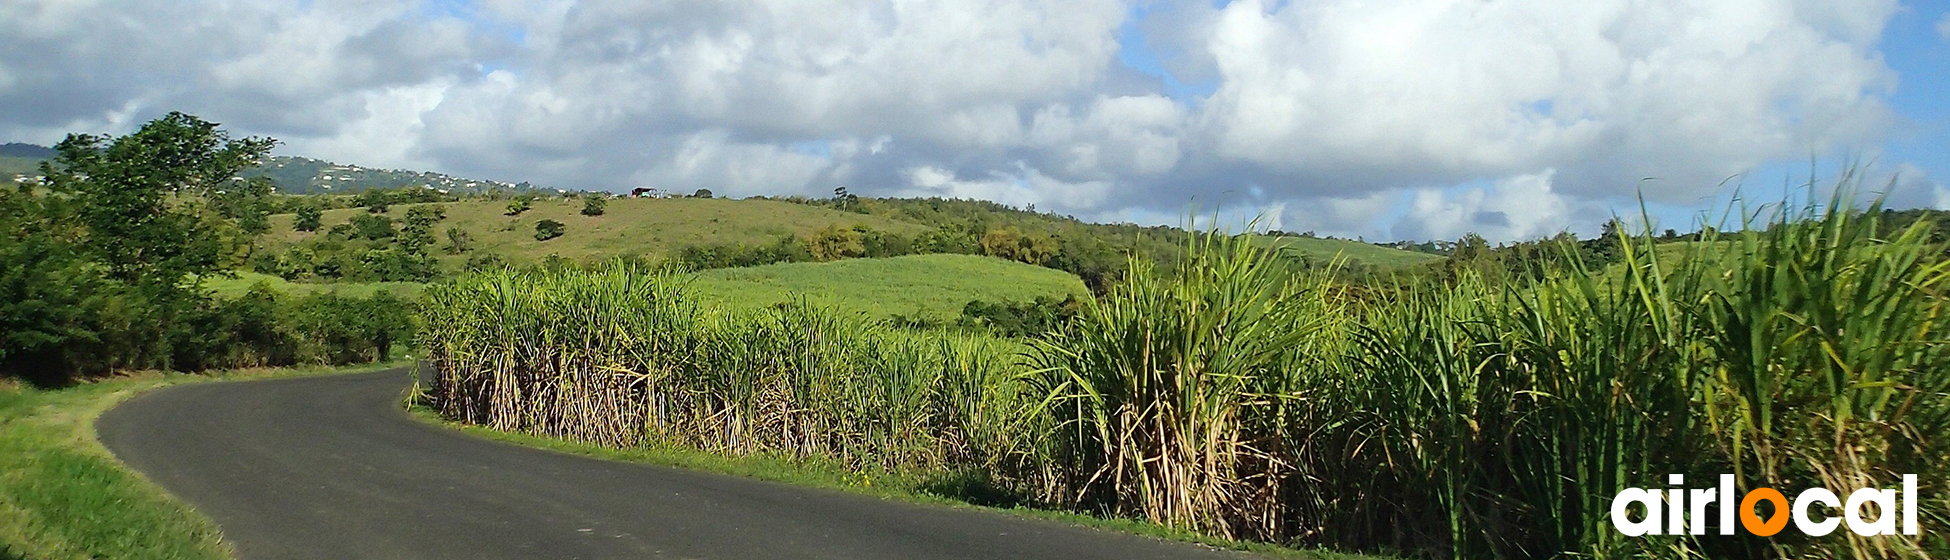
[803,223,864,261]
[357,189,391,213]
[444,226,472,254]
[350,214,396,240]
[295,205,323,232]
[43,111,275,288]
[581,194,607,216]
[692,189,713,199]
[534,219,565,241]
[506,197,532,216]
[832,186,859,211]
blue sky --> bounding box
[2,0,1945,242]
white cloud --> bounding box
[1938,13,1950,39]
[1191,0,1898,202]
[1394,171,1583,242]
[0,0,1931,240]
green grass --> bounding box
[406,406,1385,560]
[262,197,928,268]
[1252,235,1442,268]
[690,254,1088,321]
[0,362,402,560]
[199,271,424,299]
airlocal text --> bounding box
[1611,474,1918,537]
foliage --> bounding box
[692,189,713,199]
[506,197,532,216]
[41,111,274,289]
[294,204,322,232]
[444,226,472,254]
[804,223,866,261]
[581,194,607,216]
[534,219,565,241]
[955,295,1081,338]
[419,264,1032,476]
[357,188,391,213]
[0,114,414,383]
[424,178,1947,560]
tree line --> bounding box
[0,113,410,386]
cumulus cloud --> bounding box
[1190,0,1897,202]
[0,0,1932,242]
[1391,171,1587,242]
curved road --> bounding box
[99,369,1251,560]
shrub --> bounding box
[580,194,607,216]
[350,214,396,240]
[294,205,322,232]
[505,197,532,216]
[534,219,565,241]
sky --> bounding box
[2,0,1947,243]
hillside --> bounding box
[263,196,929,267]
[243,156,552,195]
[1255,235,1445,268]
[691,254,1087,321]
[1,156,40,183]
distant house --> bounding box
[631,187,665,198]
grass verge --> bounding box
[0,362,405,560]
[404,405,1387,560]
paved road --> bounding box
[98,369,1250,560]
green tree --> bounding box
[803,223,865,261]
[506,197,533,216]
[534,219,565,241]
[357,189,391,213]
[294,205,323,232]
[444,226,472,254]
[581,194,607,216]
[42,111,275,288]
[350,214,396,240]
[692,188,713,199]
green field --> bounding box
[263,197,927,267]
[1253,235,1443,268]
[201,271,425,299]
[691,254,1087,321]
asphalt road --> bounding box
[98,369,1253,560]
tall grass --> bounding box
[1026,231,1349,540]
[419,183,1947,559]
[418,264,1030,474]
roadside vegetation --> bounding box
[0,114,408,386]
[419,183,1948,559]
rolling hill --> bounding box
[691,254,1088,321]
[262,196,929,266]
[1255,235,1446,268]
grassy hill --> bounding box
[201,271,425,299]
[691,254,1087,321]
[263,196,928,266]
[1255,235,1444,268]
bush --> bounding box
[580,195,607,216]
[505,197,532,216]
[293,205,322,232]
[350,214,396,240]
[534,219,565,241]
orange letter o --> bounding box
[1741,488,1790,536]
